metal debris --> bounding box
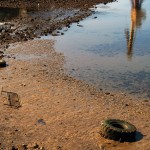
[1,87,21,108]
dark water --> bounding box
[49,0,150,98]
[0,6,76,21]
[0,7,21,21]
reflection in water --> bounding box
[0,8,19,21]
[50,0,150,98]
[0,7,27,21]
[131,0,144,8]
[125,0,146,60]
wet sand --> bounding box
[0,39,150,150]
[0,0,150,149]
[0,0,115,47]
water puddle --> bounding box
[48,0,150,98]
[0,0,149,98]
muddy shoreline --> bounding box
[0,0,150,149]
[0,39,150,149]
[0,0,115,48]
[0,0,115,9]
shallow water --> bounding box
[0,0,150,98]
[49,0,150,98]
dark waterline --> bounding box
[0,7,36,21]
[0,7,20,21]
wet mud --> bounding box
[0,0,150,149]
[0,0,115,48]
[0,39,150,149]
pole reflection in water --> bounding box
[125,0,146,60]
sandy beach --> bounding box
[0,39,149,149]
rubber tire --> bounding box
[0,60,6,67]
[100,119,136,141]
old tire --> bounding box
[0,59,6,67]
[100,119,136,141]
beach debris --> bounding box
[1,87,21,108]
[36,119,46,125]
[0,59,6,67]
[100,119,136,141]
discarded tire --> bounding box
[0,59,6,67]
[100,119,136,141]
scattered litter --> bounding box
[37,119,46,125]
[0,59,6,67]
[1,87,21,108]
[100,119,137,142]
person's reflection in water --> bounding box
[125,0,146,60]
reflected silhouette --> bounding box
[125,0,146,60]
[0,7,27,21]
[0,7,19,21]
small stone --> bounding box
[0,59,6,67]
[22,144,27,148]
[125,104,129,106]
[33,143,39,148]
[105,92,110,95]
[52,31,59,36]
[5,44,9,49]
[11,146,18,150]
[14,129,18,132]
[144,100,149,102]
[93,16,97,19]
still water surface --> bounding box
[50,0,150,98]
[0,0,149,98]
